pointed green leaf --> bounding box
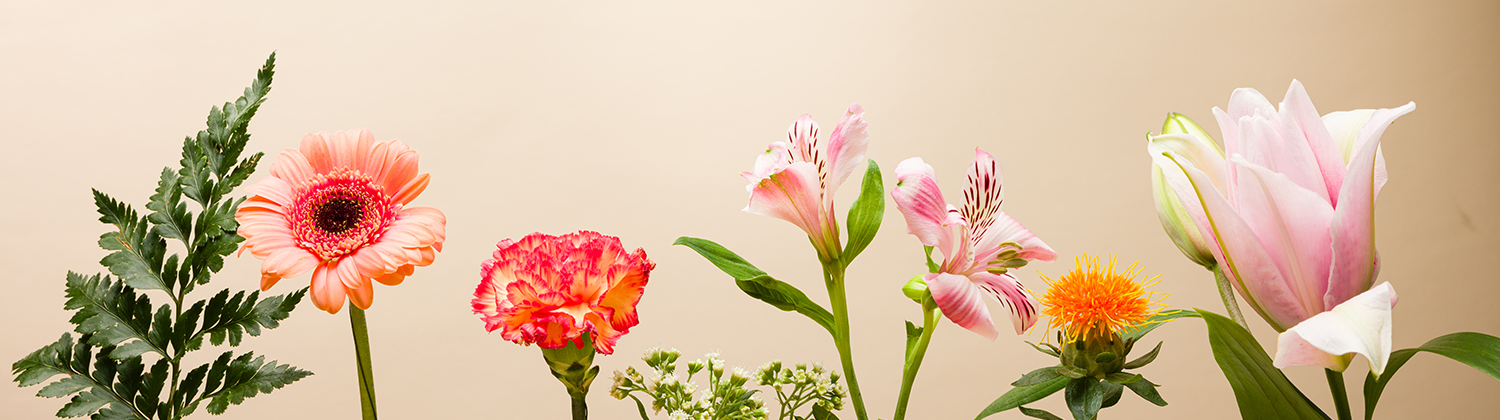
[904,321,923,362]
[1018,406,1064,420]
[842,159,883,265]
[63,272,167,359]
[673,237,835,335]
[923,245,940,273]
[1065,377,1104,420]
[1363,332,1500,420]
[202,354,311,415]
[1026,341,1061,358]
[1124,377,1168,406]
[1100,381,1125,408]
[974,375,1069,420]
[1123,342,1163,370]
[1198,308,1328,420]
[1104,372,1142,385]
[1118,309,1199,342]
[810,404,839,420]
[1012,365,1064,387]
[1056,365,1087,379]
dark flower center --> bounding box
[314,197,364,234]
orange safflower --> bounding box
[1038,255,1165,341]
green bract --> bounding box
[10,53,311,420]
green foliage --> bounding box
[12,53,310,420]
[975,376,1069,420]
[673,237,836,336]
[840,160,883,266]
[1197,308,1329,420]
[610,349,846,420]
[1363,332,1500,420]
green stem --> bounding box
[350,307,378,420]
[570,390,588,420]
[1325,369,1352,420]
[893,302,939,420]
[1212,267,1249,330]
[824,263,869,420]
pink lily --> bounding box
[742,103,869,262]
[891,149,1057,339]
[1147,80,1414,337]
[1274,282,1398,375]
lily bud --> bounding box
[1150,113,1223,269]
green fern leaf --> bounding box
[64,273,166,359]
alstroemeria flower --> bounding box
[891,149,1057,339]
[1148,80,1414,332]
[1273,282,1397,375]
[471,231,654,355]
[236,129,447,314]
[741,103,869,262]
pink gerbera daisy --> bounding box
[236,128,447,314]
[472,231,653,355]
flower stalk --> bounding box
[823,261,869,420]
[1325,369,1352,420]
[893,295,939,420]
[350,307,378,420]
[1212,267,1249,329]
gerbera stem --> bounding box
[893,300,940,420]
[1211,267,1249,330]
[349,307,378,420]
[824,263,869,420]
[1325,369,1352,420]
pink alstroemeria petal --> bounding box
[1274,282,1397,375]
[743,142,792,182]
[984,211,1057,263]
[744,161,825,241]
[1152,149,1308,330]
[822,103,870,211]
[1232,156,1336,316]
[926,272,999,341]
[1279,80,1346,202]
[962,149,1007,261]
[971,272,1041,335]
[892,157,963,254]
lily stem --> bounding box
[892,301,940,420]
[350,307,378,420]
[825,263,869,420]
[1212,267,1249,330]
[1325,369,1352,420]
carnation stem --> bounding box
[570,391,588,420]
[1325,369,1352,420]
[349,307,379,420]
[892,300,940,420]
[1211,267,1249,330]
[824,263,870,420]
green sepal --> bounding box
[1104,372,1142,385]
[1363,332,1500,420]
[1093,352,1117,364]
[923,245,940,273]
[673,237,836,336]
[1056,364,1088,379]
[1117,309,1198,342]
[841,159,883,266]
[974,375,1069,420]
[904,321,923,362]
[1198,308,1328,419]
[1123,342,1163,370]
[1099,381,1125,408]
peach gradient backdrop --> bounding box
[3,1,1497,419]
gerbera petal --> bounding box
[971,272,1041,335]
[927,272,999,341]
[259,248,319,287]
[390,173,431,206]
[300,132,335,173]
[1274,282,1397,375]
[309,263,347,314]
[347,275,375,310]
[382,145,421,195]
[246,176,297,207]
[377,264,414,286]
[822,103,870,210]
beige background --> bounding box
[3,1,1497,419]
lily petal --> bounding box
[1274,282,1397,375]
[1232,156,1336,316]
[1279,80,1346,202]
[1324,105,1407,309]
[927,272,999,340]
[1152,149,1308,330]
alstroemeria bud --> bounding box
[902,276,930,304]
[1150,113,1222,269]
